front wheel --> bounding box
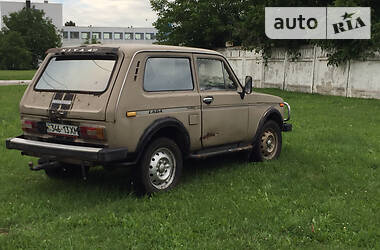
[136,138,183,194]
[251,120,282,161]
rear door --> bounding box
[20,48,123,121]
[195,54,249,148]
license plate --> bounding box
[46,122,79,137]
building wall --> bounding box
[0,1,62,29]
[219,47,380,100]
[62,26,158,47]
[0,1,156,47]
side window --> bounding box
[223,64,237,90]
[197,58,237,91]
[144,57,193,92]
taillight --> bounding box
[21,120,39,133]
[80,126,105,140]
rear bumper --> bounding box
[6,136,128,163]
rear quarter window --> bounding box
[143,57,193,92]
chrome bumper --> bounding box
[283,102,291,122]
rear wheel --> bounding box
[136,138,183,194]
[251,120,282,161]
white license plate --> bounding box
[46,122,79,137]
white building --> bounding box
[0,0,62,29]
[0,0,158,46]
[62,26,157,47]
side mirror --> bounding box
[244,76,253,94]
[239,76,253,99]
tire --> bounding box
[40,158,82,179]
[251,120,282,162]
[135,138,183,194]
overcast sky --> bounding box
[0,0,158,27]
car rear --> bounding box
[6,46,128,165]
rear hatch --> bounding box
[20,47,123,121]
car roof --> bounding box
[61,44,222,56]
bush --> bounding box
[0,31,32,70]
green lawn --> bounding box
[0,86,379,249]
[0,70,36,80]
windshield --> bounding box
[35,56,116,93]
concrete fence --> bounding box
[219,46,380,99]
[0,80,31,86]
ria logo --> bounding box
[265,7,371,40]
[327,8,370,39]
[333,12,366,34]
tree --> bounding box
[239,0,332,61]
[150,0,380,66]
[150,0,244,48]
[2,7,61,68]
[83,37,101,45]
[314,0,380,66]
[65,20,76,26]
[0,31,32,70]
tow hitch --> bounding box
[28,160,59,171]
[27,160,89,180]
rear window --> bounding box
[144,57,193,92]
[35,56,117,93]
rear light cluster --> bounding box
[21,120,40,133]
[22,119,105,140]
[80,126,105,140]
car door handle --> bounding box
[203,96,214,104]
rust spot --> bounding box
[201,132,219,140]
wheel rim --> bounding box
[148,147,176,190]
[260,128,278,160]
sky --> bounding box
[0,0,158,27]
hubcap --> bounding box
[148,147,176,189]
[260,129,278,160]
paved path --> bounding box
[0,80,31,86]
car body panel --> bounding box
[9,44,290,165]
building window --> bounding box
[70,32,79,39]
[114,32,123,40]
[103,32,112,40]
[125,33,133,40]
[92,32,101,40]
[62,31,68,39]
[144,58,194,92]
[81,32,90,39]
[146,33,155,40]
[135,33,144,40]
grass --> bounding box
[0,70,36,80]
[0,85,379,249]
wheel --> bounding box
[251,120,282,161]
[136,138,183,194]
[39,158,82,179]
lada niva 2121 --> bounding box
[6,44,292,193]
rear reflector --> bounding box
[80,126,105,140]
[21,120,39,133]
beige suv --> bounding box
[6,44,292,193]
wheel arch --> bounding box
[135,117,191,162]
[253,107,283,143]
